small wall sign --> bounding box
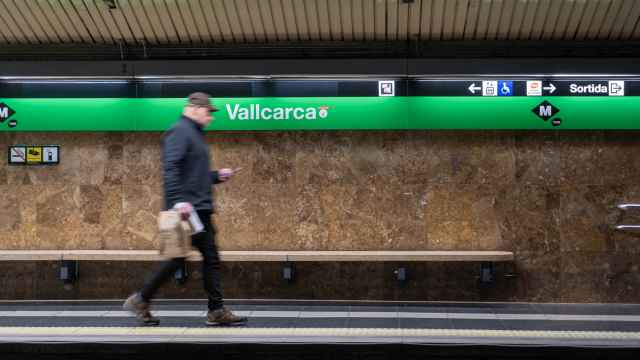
[378,80,395,96]
[8,145,59,165]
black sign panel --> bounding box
[408,80,640,96]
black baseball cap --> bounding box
[188,92,219,112]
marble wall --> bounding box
[1,130,640,302]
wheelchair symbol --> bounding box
[498,81,513,96]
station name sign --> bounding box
[0,77,639,131]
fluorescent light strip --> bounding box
[134,75,271,81]
[411,74,640,80]
[1,80,131,84]
[136,75,401,81]
[1,74,639,83]
[0,76,131,80]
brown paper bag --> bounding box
[158,210,192,259]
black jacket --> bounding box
[162,116,220,212]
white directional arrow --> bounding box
[468,83,481,94]
[543,83,556,94]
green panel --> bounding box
[1,97,640,131]
[0,98,135,131]
[136,97,408,131]
[407,97,640,129]
[132,98,180,131]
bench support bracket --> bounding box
[59,260,79,285]
[283,262,295,282]
[394,266,407,282]
[480,262,495,284]
[174,261,189,285]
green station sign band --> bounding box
[0,96,639,131]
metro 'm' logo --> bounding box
[0,102,16,121]
[532,100,559,121]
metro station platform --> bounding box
[0,300,639,359]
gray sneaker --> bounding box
[206,307,248,326]
[123,293,160,326]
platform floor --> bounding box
[1,300,639,358]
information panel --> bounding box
[409,79,639,97]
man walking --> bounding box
[124,92,247,326]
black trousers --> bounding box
[140,210,224,311]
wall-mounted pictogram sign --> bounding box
[8,145,59,165]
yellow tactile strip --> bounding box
[0,327,639,340]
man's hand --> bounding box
[174,202,194,221]
[218,167,241,182]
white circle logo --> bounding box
[318,107,328,118]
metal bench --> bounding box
[0,250,514,284]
